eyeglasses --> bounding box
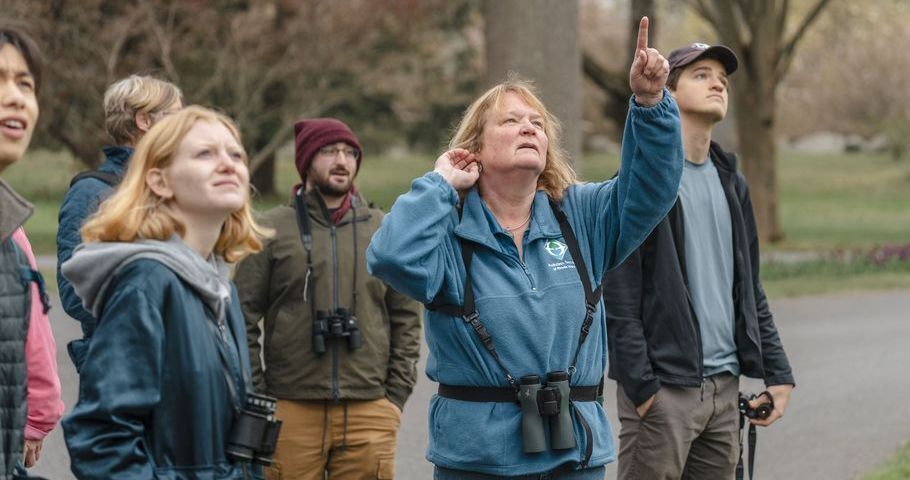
[317,146,360,160]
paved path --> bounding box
[30,289,910,480]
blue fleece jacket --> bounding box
[56,146,131,370]
[367,93,683,475]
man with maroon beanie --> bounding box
[235,118,421,479]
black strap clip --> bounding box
[585,302,596,319]
[581,303,597,333]
[464,312,494,350]
[462,311,480,324]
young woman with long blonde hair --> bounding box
[61,106,270,479]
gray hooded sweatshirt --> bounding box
[61,236,232,323]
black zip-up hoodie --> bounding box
[604,142,795,406]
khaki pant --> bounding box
[265,398,401,480]
[616,374,740,480]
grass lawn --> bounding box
[863,441,910,480]
[6,148,910,296]
[776,152,910,250]
[761,258,910,298]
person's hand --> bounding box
[629,16,669,107]
[636,393,656,418]
[23,438,43,468]
[749,384,793,427]
[434,148,481,193]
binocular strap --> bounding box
[426,198,603,390]
[427,198,604,468]
[736,415,758,480]
[571,403,594,468]
[294,188,363,335]
[437,383,600,402]
[203,313,245,415]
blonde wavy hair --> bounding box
[82,106,269,263]
[104,74,183,145]
[448,77,577,200]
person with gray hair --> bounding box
[55,74,183,372]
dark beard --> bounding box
[313,175,352,200]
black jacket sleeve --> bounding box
[738,176,795,387]
[604,247,662,406]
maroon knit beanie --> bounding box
[293,118,363,182]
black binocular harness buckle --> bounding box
[437,383,600,403]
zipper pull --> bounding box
[303,268,311,302]
[218,321,228,342]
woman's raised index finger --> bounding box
[636,16,649,52]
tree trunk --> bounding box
[484,0,582,166]
[250,152,276,197]
[732,75,784,242]
[688,0,832,243]
[583,0,655,143]
[628,0,655,65]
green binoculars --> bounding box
[517,371,576,454]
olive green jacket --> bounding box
[235,189,421,410]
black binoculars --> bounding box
[517,371,576,453]
[225,393,283,466]
[313,308,362,354]
[738,391,774,420]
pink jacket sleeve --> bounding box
[12,228,65,440]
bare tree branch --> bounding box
[690,0,723,33]
[582,53,628,100]
[777,0,833,80]
[249,122,294,172]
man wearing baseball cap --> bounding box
[604,43,795,479]
[234,118,421,479]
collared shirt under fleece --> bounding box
[366,92,683,476]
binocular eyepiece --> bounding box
[518,371,576,453]
[313,308,362,354]
[738,391,774,420]
[225,393,283,466]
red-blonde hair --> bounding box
[448,77,577,200]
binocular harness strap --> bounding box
[427,199,604,388]
[457,240,520,389]
[204,313,245,415]
[294,188,361,341]
[437,383,601,403]
[427,199,603,390]
[548,200,602,374]
[294,189,319,325]
[573,405,594,468]
[426,199,605,466]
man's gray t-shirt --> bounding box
[679,157,740,377]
